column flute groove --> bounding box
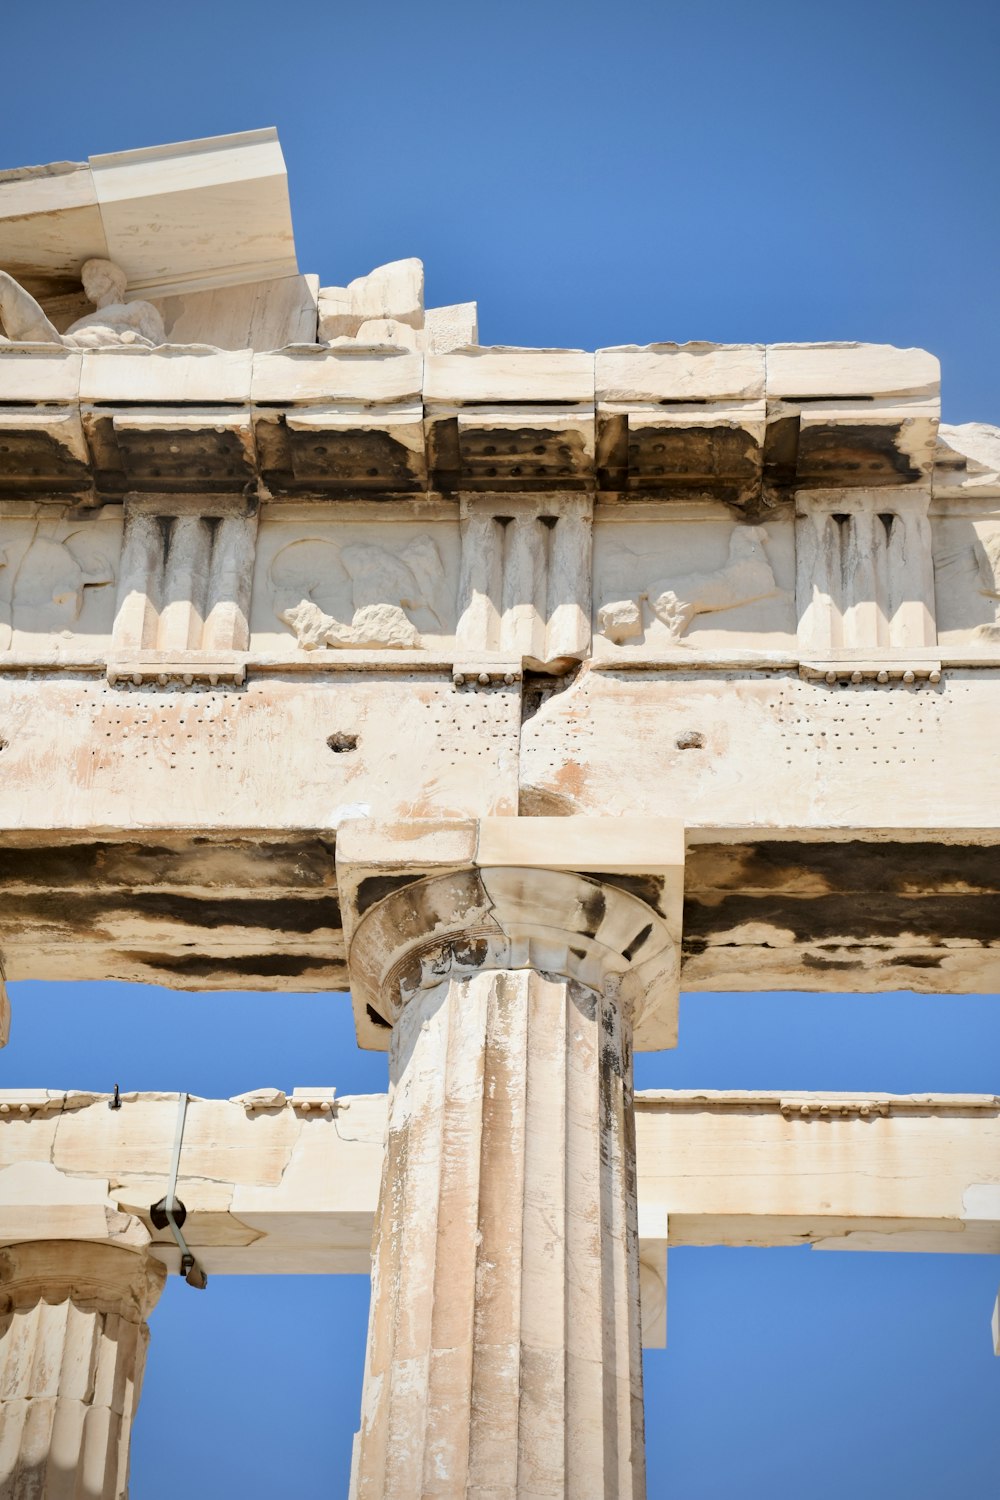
[341,823,683,1499]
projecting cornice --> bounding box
[0,129,298,300]
[0,340,942,502]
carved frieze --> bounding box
[932,510,1000,644]
[250,511,461,655]
[2,458,1000,678]
[593,509,796,655]
[0,511,120,652]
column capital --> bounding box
[0,1238,165,1497]
[337,816,684,1051]
[0,1237,164,1322]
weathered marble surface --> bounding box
[6,127,1000,1500]
[0,511,121,651]
[0,1229,164,1499]
[594,508,796,652]
[353,967,646,1498]
[1,1088,997,1288]
[0,337,946,497]
[3,1087,997,1494]
[0,258,168,348]
[336,816,683,1050]
[252,509,460,654]
[338,823,670,1491]
[3,430,999,669]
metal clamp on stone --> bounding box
[149,1092,208,1290]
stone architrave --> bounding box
[0,1238,165,1498]
[338,818,683,1498]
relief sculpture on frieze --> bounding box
[270,533,446,650]
[599,524,781,643]
[932,523,1000,643]
[594,515,795,652]
[0,517,118,650]
[927,424,1000,648]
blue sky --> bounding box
[3,0,1000,1493]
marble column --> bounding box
[348,858,679,1500]
[0,1240,165,1499]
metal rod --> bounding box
[163,1092,207,1289]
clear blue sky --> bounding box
[3,0,1000,1494]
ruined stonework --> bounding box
[1,128,999,1497]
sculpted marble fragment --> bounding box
[318,257,478,353]
[595,519,794,649]
[0,518,118,650]
[0,259,166,348]
[932,519,1000,642]
[271,532,446,650]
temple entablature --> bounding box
[2,342,999,680]
[0,130,998,1032]
[3,126,1000,1496]
[4,137,999,696]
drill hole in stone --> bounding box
[675,729,706,750]
[327,733,359,754]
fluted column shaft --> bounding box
[355,964,645,1499]
[0,1241,165,1500]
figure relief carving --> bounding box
[0,259,166,348]
[597,524,783,645]
[0,524,116,648]
[271,533,445,650]
[932,526,1000,642]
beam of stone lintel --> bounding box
[2,1088,999,1346]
